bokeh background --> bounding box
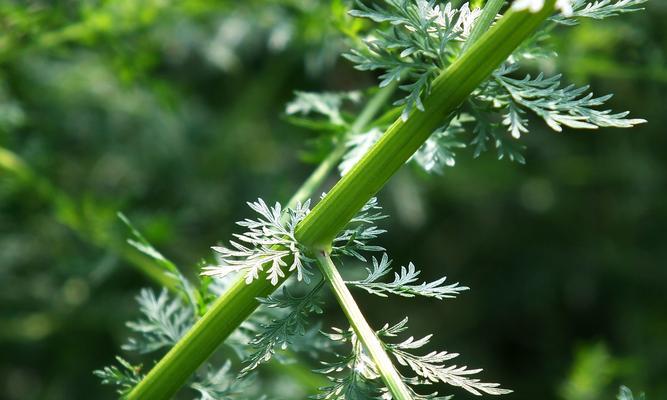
[1,1,665,399]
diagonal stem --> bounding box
[295,2,556,250]
[127,3,557,398]
[1,79,397,399]
[288,82,397,208]
[315,251,412,400]
[1,145,329,390]
[126,82,398,400]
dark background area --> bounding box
[1,1,665,399]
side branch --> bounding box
[315,251,413,400]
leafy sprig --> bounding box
[316,318,511,399]
[97,1,650,399]
[203,197,386,285]
[122,288,194,354]
[347,253,469,299]
[340,0,646,174]
[94,356,144,397]
[552,0,648,25]
[345,0,481,121]
[241,280,325,375]
[202,199,313,285]
[286,91,362,128]
[312,247,508,399]
[382,319,510,396]
[492,65,647,133]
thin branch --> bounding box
[315,251,413,400]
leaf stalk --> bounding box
[315,251,413,400]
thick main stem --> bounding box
[288,83,397,207]
[127,81,397,400]
[316,252,412,400]
[128,3,556,399]
[295,3,555,249]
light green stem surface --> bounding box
[288,83,397,207]
[2,146,326,389]
[316,252,412,400]
[127,80,397,400]
[128,2,556,398]
[295,2,555,249]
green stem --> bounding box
[287,144,348,209]
[315,252,412,400]
[1,146,324,390]
[127,81,397,400]
[127,3,557,398]
[295,2,556,250]
[288,82,397,208]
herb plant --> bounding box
[95,0,647,399]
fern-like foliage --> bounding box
[191,362,259,400]
[202,199,313,284]
[122,288,194,354]
[311,247,508,399]
[383,319,510,396]
[97,285,263,399]
[313,327,388,400]
[94,356,143,397]
[330,196,387,261]
[316,318,511,399]
[492,64,647,133]
[286,91,362,128]
[96,214,266,399]
[339,0,646,174]
[411,120,467,173]
[202,196,386,284]
[241,280,325,375]
[552,0,647,25]
[347,253,469,299]
[345,0,481,121]
[97,2,651,399]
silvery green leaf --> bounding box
[348,253,469,299]
[552,0,647,25]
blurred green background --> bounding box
[0,0,664,399]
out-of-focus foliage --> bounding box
[559,343,622,400]
[617,386,646,400]
[0,0,664,399]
